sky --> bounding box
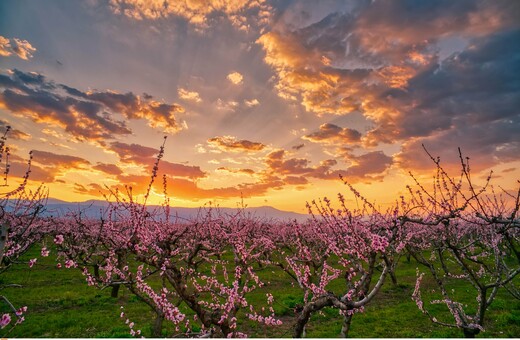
[0,0,519,213]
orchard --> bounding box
[0,129,518,338]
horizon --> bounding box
[1,1,519,214]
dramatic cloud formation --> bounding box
[0,35,36,60]
[258,0,520,171]
[108,0,272,31]
[207,136,266,152]
[0,69,185,142]
[2,1,518,210]
[263,148,391,184]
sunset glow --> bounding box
[1,1,519,213]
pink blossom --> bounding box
[0,314,11,329]
[41,247,50,257]
[15,316,25,325]
[15,306,27,316]
[54,234,64,245]
[29,258,37,268]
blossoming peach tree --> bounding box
[0,126,48,333]
[403,149,520,338]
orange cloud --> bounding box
[244,98,260,107]
[0,35,36,60]
[303,123,362,145]
[0,70,185,143]
[217,167,255,175]
[178,88,202,103]
[227,71,243,85]
[257,30,372,115]
[109,141,157,164]
[263,148,392,184]
[109,141,207,179]
[32,150,90,169]
[207,136,266,152]
[158,160,207,179]
[85,90,183,133]
[86,172,282,201]
[93,163,123,176]
[0,120,30,140]
[6,150,92,185]
[109,0,272,31]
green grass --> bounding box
[1,246,519,338]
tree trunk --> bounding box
[463,328,479,338]
[389,268,398,286]
[293,296,333,338]
[0,221,8,265]
[340,313,353,338]
[152,312,164,337]
[111,283,121,298]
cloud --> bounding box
[109,141,207,179]
[264,148,392,184]
[0,69,185,143]
[215,98,239,112]
[0,120,30,140]
[93,173,283,201]
[158,160,207,179]
[303,123,362,145]
[8,159,55,183]
[227,71,243,85]
[217,167,255,175]
[342,151,393,180]
[207,136,266,152]
[6,150,91,184]
[178,88,202,103]
[108,141,157,164]
[376,29,520,171]
[93,162,123,176]
[85,89,183,133]
[108,0,272,31]
[244,98,259,107]
[257,26,374,115]
[257,1,520,172]
[32,150,90,168]
[0,36,36,60]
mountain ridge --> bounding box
[40,199,310,222]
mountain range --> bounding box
[40,198,310,222]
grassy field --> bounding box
[1,245,519,338]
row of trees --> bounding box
[1,130,519,337]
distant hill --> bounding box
[40,199,310,222]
